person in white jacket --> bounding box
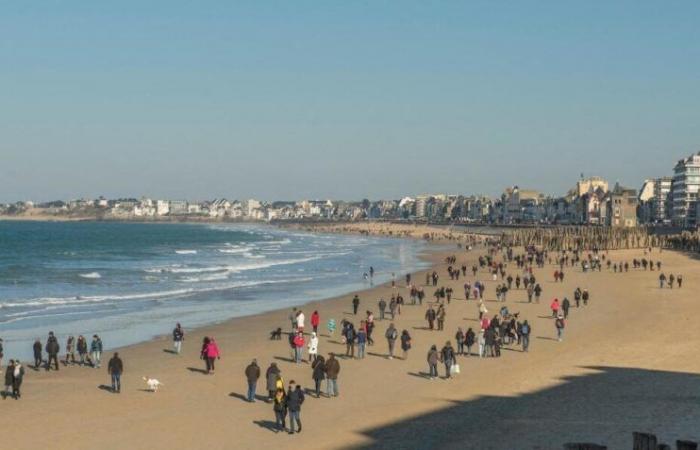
[478,330,486,358]
[307,332,319,363]
[296,311,305,333]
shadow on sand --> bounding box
[349,366,700,449]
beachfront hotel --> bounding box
[671,153,700,227]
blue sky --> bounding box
[1,1,698,202]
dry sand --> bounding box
[1,233,699,450]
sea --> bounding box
[0,221,429,360]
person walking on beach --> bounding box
[324,353,340,397]
[327,318,336,336]
[343,323,355,358]
[293,331,305,364]
[385,323,398,359]
[521,320,531,352]
[33,338,42,369]
[308,332,319,363]
[201,337,220,374]
[90,335,103,368]
[310,311,320,334]
[465,328,475,356]
[289,308,298,332]
[561,298,570,319]
[107,352,123,393]
[46,332,60,371]
[296,310,305,334]
[378,298,387,320]
[0,338,3,373]
[659,273,666,289]
[436,305,446,331]
[65,335,75,366]
[273,387,287,433]
[389,297,397,320]
[11,361,24,399]
[440,341,456,379]
[245,359,260,402]
[366,312,375,346]
[311,355,326,397]
[478,300,487,320]
[352,295,360,315]
[478,330,486,357]
[3,359,14,399]
[77,335,89,366]
[425,306,436,330]
[550,298,560,318]
[356,325,367,359]
[427,345,439,380]
[172,323,184,355]
[266,362,281,402]
[400,330,411,360]
[286,381,305,434]
[455,328,465,355]
[555,314,565,342]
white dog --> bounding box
[142,377,164,392]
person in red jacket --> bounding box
[293,332,305,364]
[201,336,220,375]
[310,311,320,334]
[550,298,560,318]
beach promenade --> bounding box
[2,231,699,449]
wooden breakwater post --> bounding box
[632,432,698,450]
[676,441,699,450]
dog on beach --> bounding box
[142,377,164,392]
[270,328,282,340]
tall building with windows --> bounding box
[671,153,700,227]
[652,177,673,224]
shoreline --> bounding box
[0,223,434,361]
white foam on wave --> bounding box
[79,272,102,279]
[243,252,266,259]
[179,272,231,283]
[145,255,322,275]
[218,247,252,254]
[175,250,198,255]
[0,277,314,311]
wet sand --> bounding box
[2,235,698,449]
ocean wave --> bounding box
[145,255,323,275]
[243,252,266,259]
[0,277,314,311]
[218,247,252,254]
[79,272,102,279]
[175,250,198,255]
[179,272,231,283]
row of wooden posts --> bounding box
[564,432,698,450]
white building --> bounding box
[155,200,170,216]
[169,200,188,215]
[671,153,700,227]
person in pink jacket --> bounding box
[550,298,560,318]
[201,336,220,374]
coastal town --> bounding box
[2,152,698,228]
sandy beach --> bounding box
[2,229,699,450]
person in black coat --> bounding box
[33,339,43,369]
[286,382,305,434]
[311,356,326,398]
[45,332,60,371]
[3,360,14,399]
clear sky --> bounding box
[1,1,698,202]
